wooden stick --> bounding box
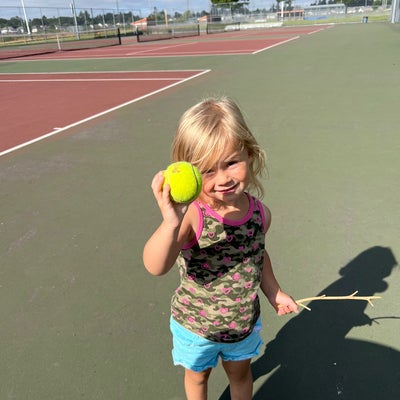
[294,291,382,311]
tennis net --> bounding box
[0,28,121,60]
[137,23,200,43]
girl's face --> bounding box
[199,145,251,206]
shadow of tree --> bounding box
[219,246,399,400]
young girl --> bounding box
[143,97,298,400]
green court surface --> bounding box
[1,22,399,399]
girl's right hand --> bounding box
[151,171,189,229]
[143,172,194,276]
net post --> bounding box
[117,28,121,45]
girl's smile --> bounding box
[215,182,239,194]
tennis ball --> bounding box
[163,162,202,203]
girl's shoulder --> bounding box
[253,197,271,233]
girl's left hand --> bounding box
[274,290,299,315]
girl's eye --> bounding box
[227,160,238,167]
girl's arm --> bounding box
[260,251,299,315]
[143,171,195,276]
[260,205,299,315]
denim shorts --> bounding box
[170,317,263,372]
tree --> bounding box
[211,0,250,7]
[0,18,8,28]
[276,0,294,11]
[211,0,250,13]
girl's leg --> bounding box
[184,367,212,400]
[222,359,253,400]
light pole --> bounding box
[116,0,120,24]
[20,0,31,35]
[71,0,80,39]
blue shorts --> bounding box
[170,317,263,372]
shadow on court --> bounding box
[219,246,400,400]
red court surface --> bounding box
[0,70,209,156]
[11,37,297,61]
[6,25,330,61]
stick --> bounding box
[294,291,381,311]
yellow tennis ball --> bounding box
[163,162,202,203]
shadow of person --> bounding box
[218,246,399,400]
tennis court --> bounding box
[1,22,399,399]
[1,25,324,61]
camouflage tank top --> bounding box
[171,194,266,343]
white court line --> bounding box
[0,69,205,75]
[252,36,300,54]
[0,78,185,82]
[0,69,211,157]
[308,28,326,35]
[308,25,334,35]
[0,70,205,83]
[126,41,193,56]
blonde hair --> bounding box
[171,97,267,198]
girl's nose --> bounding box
[215,169,232,185]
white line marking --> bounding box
[0,69,211,157]
[0,78,185,82]
[126,41,193,56]
[307,28,325,35]
[0,70,205,75]
[252,36,300,54]
[5,52,250,61]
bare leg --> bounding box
[222,359,253,400]
[184,367,212,400]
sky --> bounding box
[1,1,286,15]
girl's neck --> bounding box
[200,192,250,220]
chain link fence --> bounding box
[0,4,395,37]
[0,6,148,35]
